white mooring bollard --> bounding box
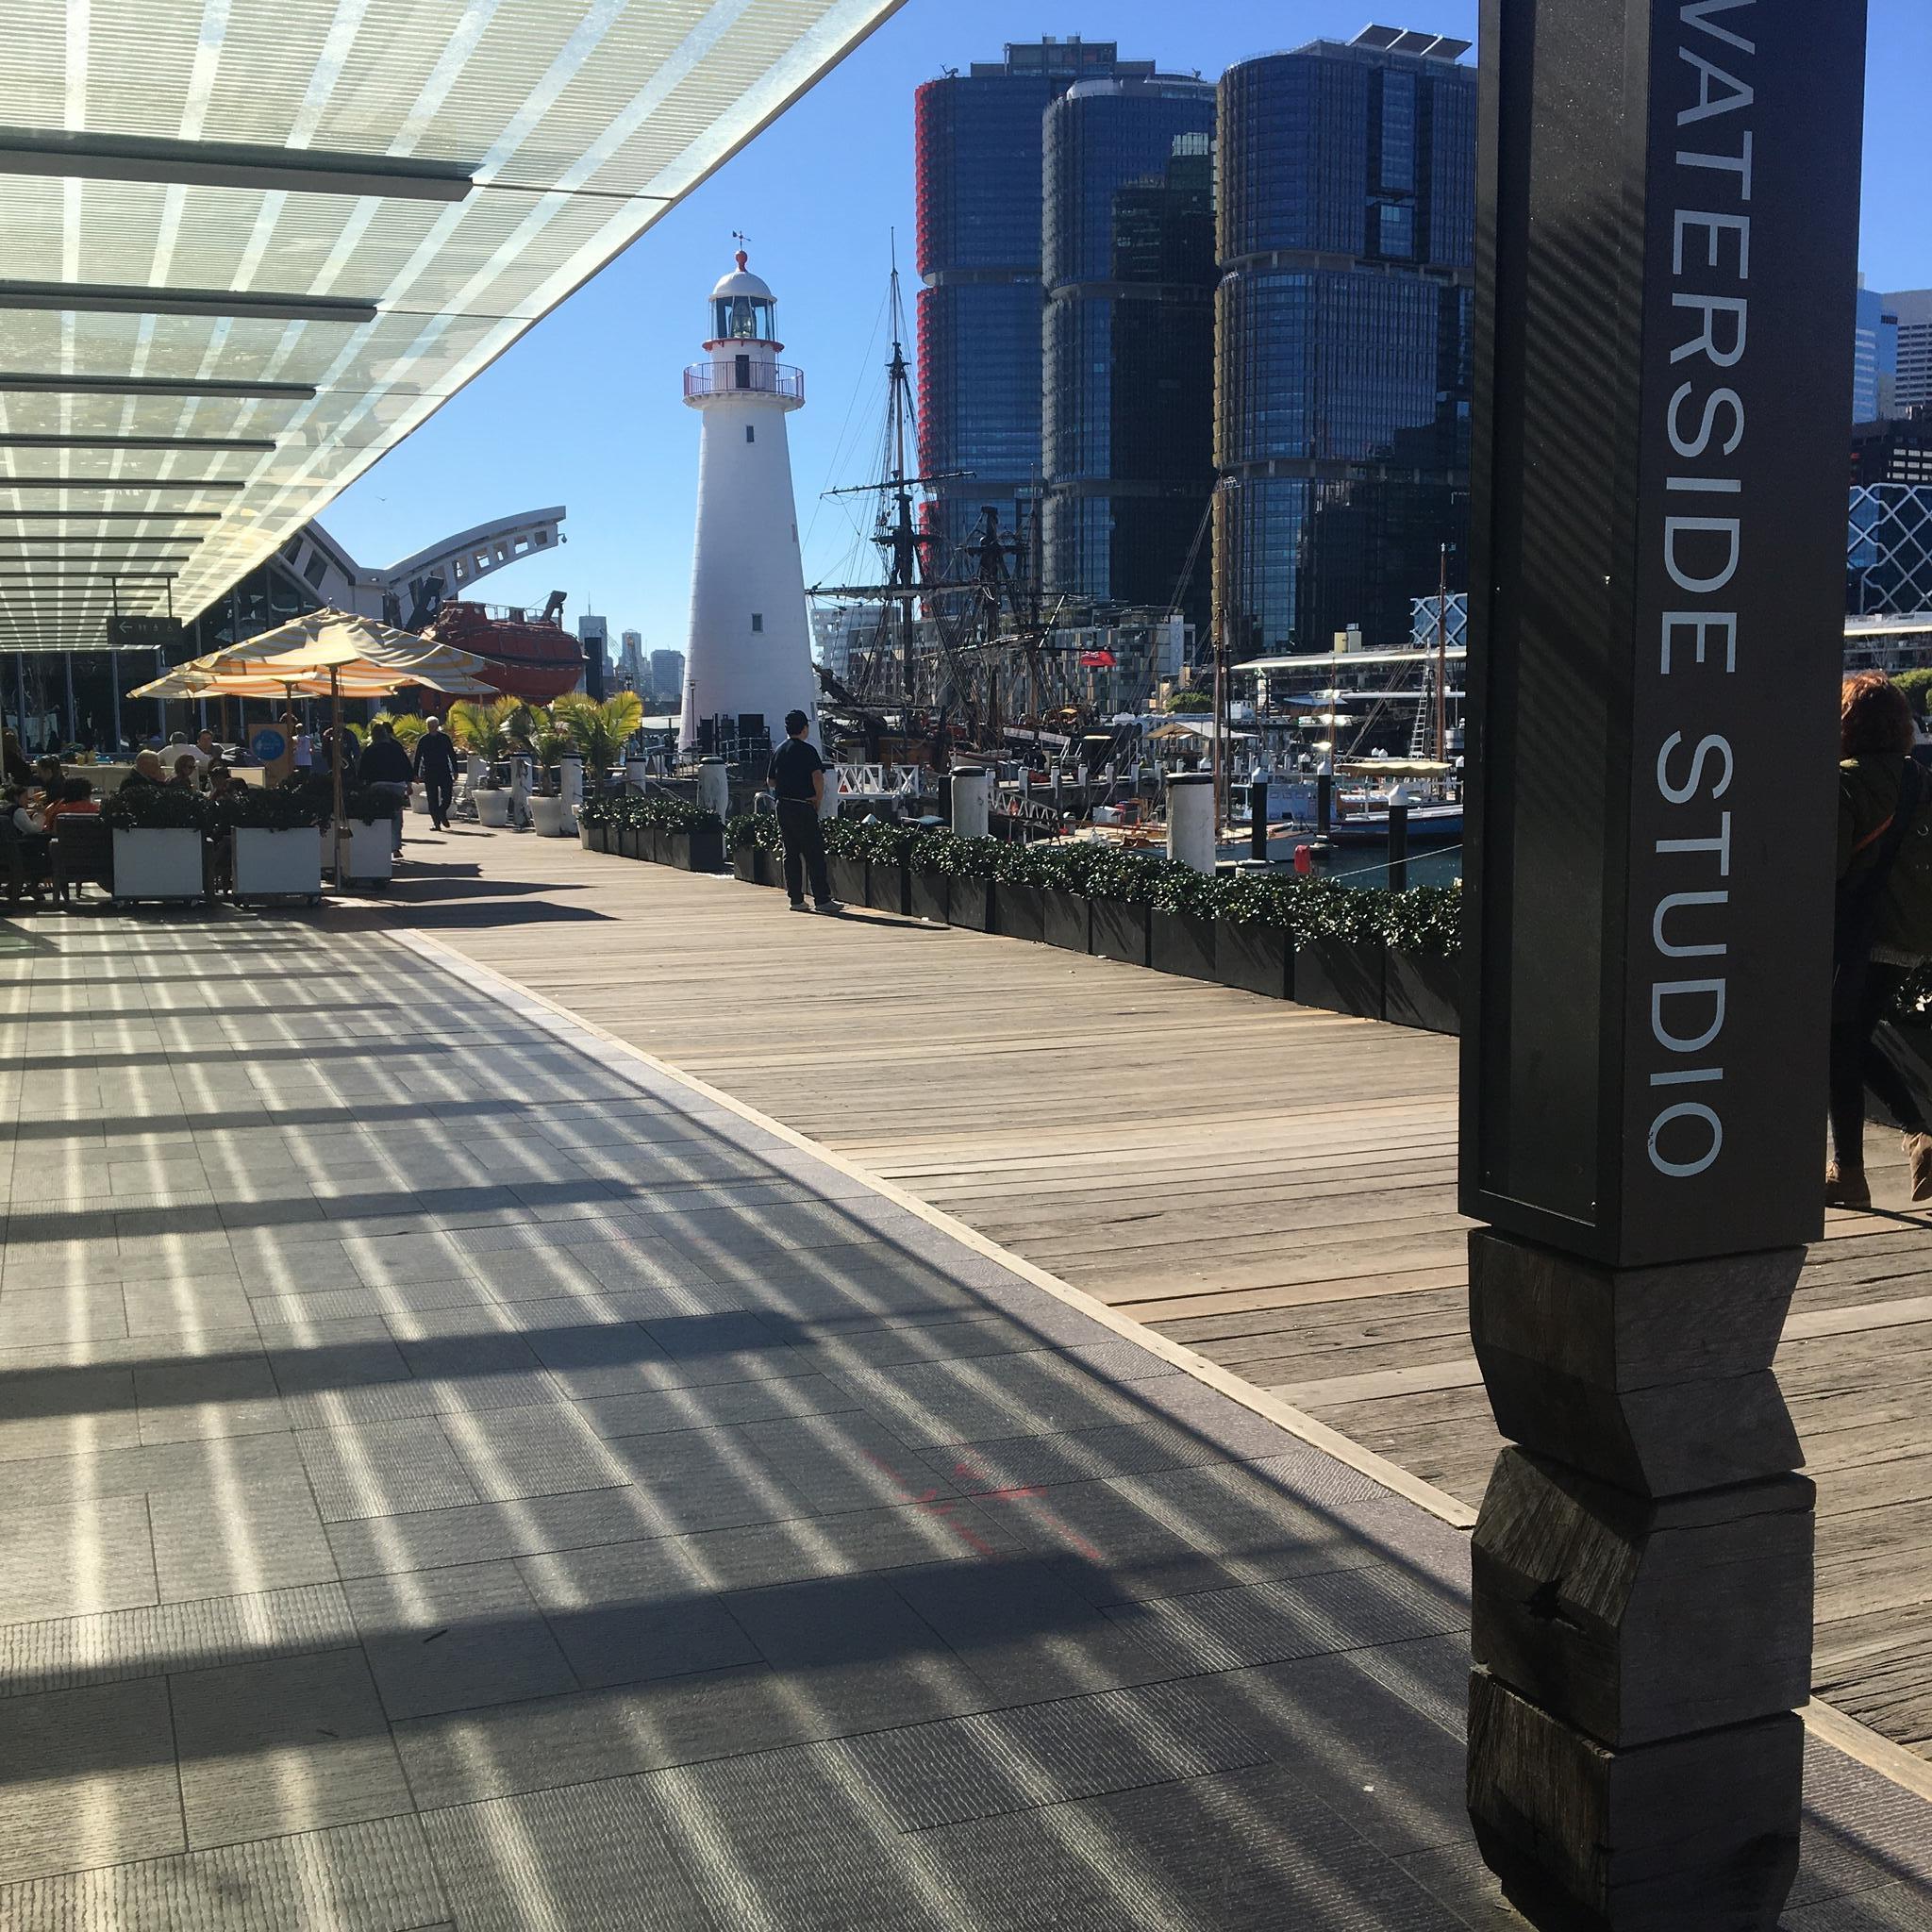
[1167,770,1216,874]
[697,756,729,821]
[951,766,991,840]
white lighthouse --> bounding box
[679,249,818,754]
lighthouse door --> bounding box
[734,354,752,391]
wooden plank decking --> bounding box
[358,819,1932,1763]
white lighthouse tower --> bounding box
[680,248,818,754]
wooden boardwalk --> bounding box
[368,819,1932,1764]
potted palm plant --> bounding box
[553,691,645,802]
[448,697,531,828]
[529,712,577,837]
[101,782,210,905]
[222,779,327,903]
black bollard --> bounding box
[1388,800,1409,892]
[1249,777,1269,860]
[1316,771,1332,836]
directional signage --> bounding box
[105,615,184,650]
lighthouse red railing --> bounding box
[683,361,806,402]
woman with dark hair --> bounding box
[1830,672,1932,1205]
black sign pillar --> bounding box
[1461,3,1866,1926]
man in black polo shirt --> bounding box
[767,709,841,913]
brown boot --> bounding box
[1905,1135,1932,1204]
[1825,1164,1872,1209]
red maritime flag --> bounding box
[1077,650,1117,669]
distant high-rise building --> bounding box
[1890,291,1932,415]
[575,613,608,697]
[1855,281,1899,424]
[1850,410,1932,619]
[650,648,687,708]
[1041,77,1219,631]
[916,39,1158,575]
[615,629,646,692]
[1214,28,1477,659]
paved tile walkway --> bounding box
[1,911,1929,1929]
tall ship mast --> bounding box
[808,250,1088,763]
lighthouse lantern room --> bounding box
[680,248,817,757]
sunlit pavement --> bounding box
[0,911,1927,1928]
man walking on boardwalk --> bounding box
[413,715,460,832]
[768,709,841,913]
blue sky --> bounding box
[320,0,1931,658]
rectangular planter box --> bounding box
[111,827,205,904]
[731,844,758,883]
[829,854,869,908]
[618,824,644,860]
[1214,919,1292,999]
[1386,949,1462,1035]
[1089,897,1151,969]
[948,877,993,932]
[232,827,321,903]
[581,823,608,853]
[908,868,951,924]
[334,819,393,886]
[993,880,1046,944]
[1294,935,1387,1020]
[670,826,726,874]
[753,847,782,888]
[1151,908,1217,983]
[866,859,908,917]
[1043,888,1091,954]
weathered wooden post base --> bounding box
[1469,1671,1803,1932]
[1465,1233,1813,1928]
[1469,1233,1805,1495]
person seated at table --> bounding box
[8,784,42,837]
[122,750,166,788]
[204,761,235,800]
[42,776,98,834]
[29,755,62,800]
[166,753,198,788]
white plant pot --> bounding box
[476,790,510,827]
[111,827,206,903]
[531,795,572,838]
[334,819,393,884]
[464,755,489,797]
[410,784,431,816]
[232,827,322,902]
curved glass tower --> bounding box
[1214,34,1476,659]
[1041,76,1219,632]
[915,41,1155,580]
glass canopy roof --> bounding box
[0,0,906,652]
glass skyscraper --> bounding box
[915,40,1156,580]
[1855,282,1899,425]
[1041,77,1220,632]
[1214,31,1477,660]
